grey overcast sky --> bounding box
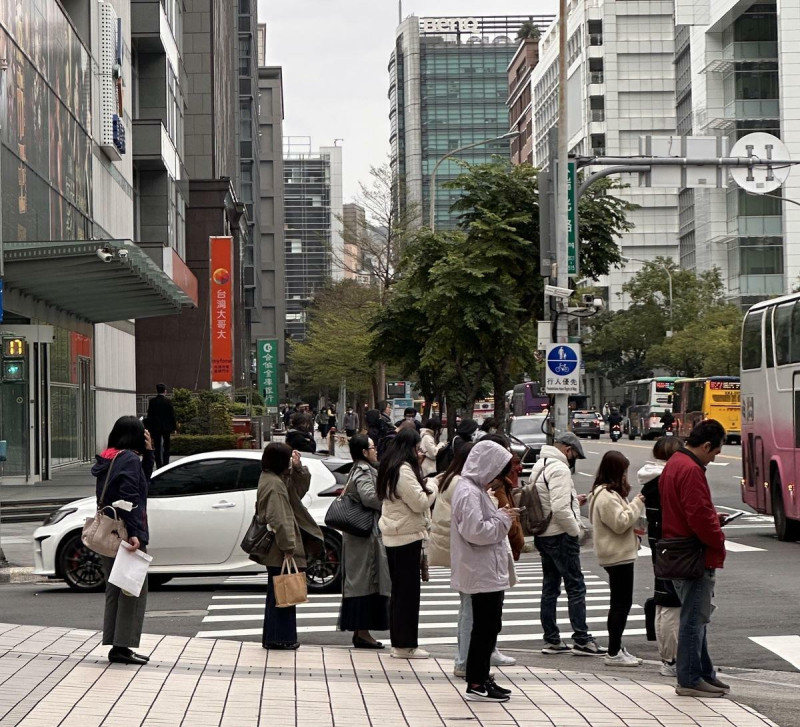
[257,0,559,201]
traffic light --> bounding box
[1,337,26,381]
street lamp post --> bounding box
[428,131,520,232]
[624,257,673,337]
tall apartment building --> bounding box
[530,0,680,305]
[0,0,195,482]
[342,203,367,280]
[508,37,540,165]
[283,140,343,341]
[673,0,800,306]
[389,15,553,230]
[256,40,288,399]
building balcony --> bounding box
[133,119,180,178]
[131,0,180,70]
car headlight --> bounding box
[42,507,78,526]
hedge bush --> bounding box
[170,434,239,455]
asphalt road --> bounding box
[2,437,800,725]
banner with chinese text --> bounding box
[257,339,279,409]
[210,236,234,383]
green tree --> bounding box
[516,20,541,41]
[441,160,635,422]
[289,280,382,403]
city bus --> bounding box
[672,377,741,444]
[510,382,549,416]
[623,377,679,440]
[741,293,800,540]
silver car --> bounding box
[508,414,549,476]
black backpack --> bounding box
[436,437,457,473]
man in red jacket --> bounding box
[660,419,730,698]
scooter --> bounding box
[610,424,622,442]
[664,423,675,437]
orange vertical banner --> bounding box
[210,236,234,383]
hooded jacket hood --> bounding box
[637,461,664,486]
[461,440,513,487]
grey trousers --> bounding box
[100,548,148,648]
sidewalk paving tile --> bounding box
[0,623,782,727]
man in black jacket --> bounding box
[146,383,177,468]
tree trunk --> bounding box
[446,400,458,440]
[375,361,386,405]
[493,359,510,431]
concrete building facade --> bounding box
[530,0,680,308]
[0,0,194,482]
[283,140,343,341]
[508,38,540,165]
[389,15,553,230]
[673,0,800,306]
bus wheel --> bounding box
[772,475,800,542]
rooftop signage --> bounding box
[419,17,479,33]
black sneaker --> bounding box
[487,676,512,695]
[541,640,572,655]
[572,640,607,656]
[465,681,511,703]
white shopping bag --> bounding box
[108,541,153,597]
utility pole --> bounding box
[552,0,570,435]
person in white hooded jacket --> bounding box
[451,439,517,703]
[528,432,606,656]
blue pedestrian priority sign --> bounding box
[545,344,582,394]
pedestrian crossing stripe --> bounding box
[638,539,766,556]
[749,635,800,671]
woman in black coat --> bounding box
[285,412,316,453]
[91,415,155,665]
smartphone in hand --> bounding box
[721,511,746,526]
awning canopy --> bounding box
[3,240,197,323]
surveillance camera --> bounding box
[96,248,113,263]
[117,248,129,260]
[592,297,605,310]
[544,284,574,300]
[581,293,594,306]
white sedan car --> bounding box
[33,451,346,593]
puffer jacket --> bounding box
[450,441,513,594]
[528,445,582,538]
[427,474,457,567]
[419,428,444,476]
[378,463,438,547]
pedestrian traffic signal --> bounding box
[2,360,24,380]
[2,337,25,357]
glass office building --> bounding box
[389,16,552,230]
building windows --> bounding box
[288,239,302,254]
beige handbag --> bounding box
[273,557,308,608]
[82,454,129,557]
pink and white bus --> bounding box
[741,293,800,541]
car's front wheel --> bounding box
[58,532,106,592]
[306,529,342,594]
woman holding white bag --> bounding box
[92,415,155,666]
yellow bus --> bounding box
[672,376,741,444]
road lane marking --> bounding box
[708,461,729,466]
[749,635,800,670]
[639,540,767,556]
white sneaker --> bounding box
[490,649,516,666]
[603,650,640,667]
[621,647,643,664]
[453,666,466,678]
[660,661,677,677]
[390,647,429,659]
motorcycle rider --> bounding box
[607,408,623,435]
[660,409,676,434]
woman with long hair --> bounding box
[92,415,155,665]
[419,417,444,476]
[251,443,324,650]
[377,427,438,658]
[638,436,684,676]
[589,450,645,667]
[338,434,390,648]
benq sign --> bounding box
[420,17,479,33]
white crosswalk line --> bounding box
[639,540,768,556]
[749,635,800,670]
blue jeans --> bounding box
[673,570,717,688]
[535,533,591,645]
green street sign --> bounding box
[567,161,578,276]
[257,339,279,408]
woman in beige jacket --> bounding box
[377,428,438,659]
[253,443,323,650]
[589,450,645,668]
